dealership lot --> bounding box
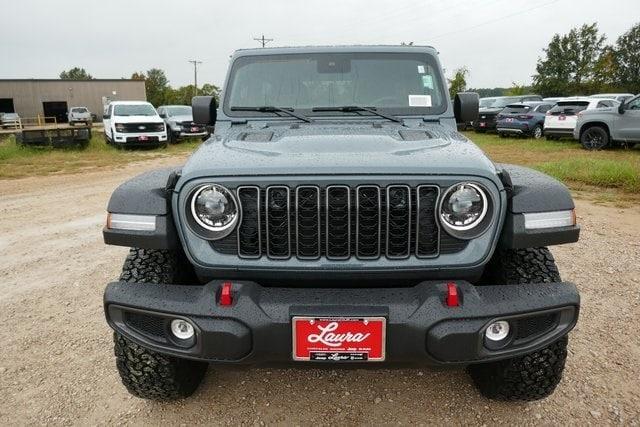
[0,156,638,425]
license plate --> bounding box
[190,127,199,132]
[506,118,514,122]
[138,135,149,141]
[559,115,566,121]
[292,317,386,362]
[479,122,486,127]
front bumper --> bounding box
[104,279,579,366]
[113,131,167,145]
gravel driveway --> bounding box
[0,158,638,425]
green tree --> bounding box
[164,83,221,105]
[614,22,640,94]
[532,23,607,96]
[59,67,93,80]
[143,68,169,106]
[130,71,146,81]
[448,67,469,99]
[505,82,531,96]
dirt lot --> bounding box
[0,157,639,426]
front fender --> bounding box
[103,167,181,249]
[497,164,580,249]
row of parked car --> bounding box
[470,93,640,149]
[102,101,207,148]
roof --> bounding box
[0,79,143,82]
[107,100,153,105]
[233,45,438,56]
[591,93,634,97]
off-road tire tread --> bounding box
[114,333,207,401]
[114,248,206,401]
[469,247,568,401]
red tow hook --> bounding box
[218,281,233,306]
[445,282,460,307]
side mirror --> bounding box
[103,114,110,119]
[454,92,479,124]
[192,96,217,126]
[618,102,626,114]
[159,113,167,118]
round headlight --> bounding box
[440,183,488,231]
[190,184,239,239]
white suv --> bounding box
[543,97,619,140]
[103,101,167,148]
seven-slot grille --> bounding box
[229,184,443,260]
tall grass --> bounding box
[535,158,640,193]
[0,133,200,178]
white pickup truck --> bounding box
[103,101,167,148]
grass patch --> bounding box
[0,133,200,179]
[464,131,640,194]
[535,158,640,193]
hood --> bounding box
[110,115,163,124]
[168,114,194,123]
[180,122,497,181]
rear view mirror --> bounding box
[454,92,479,124]
[192,96,217,126]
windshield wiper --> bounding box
[230,106,313,123]
[311,106,405,125]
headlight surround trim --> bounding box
[187,184,241,240]
[438,182,493,240]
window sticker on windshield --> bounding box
[421,75,434,89]
[409,95,432,107]
[417,65,425,74]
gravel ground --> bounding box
[0,158,639,426]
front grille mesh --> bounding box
[212,184,470,260]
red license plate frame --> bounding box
[292,317,386,362]
[138,135,149,141]
[479,122,486,127]
[190,126,199,132]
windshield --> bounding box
[479,98,496,108]
[549,101,589,115]
[225,52,447,117]
[502,105,530,114]
[166,106,192,117]
[490,97,518,108]
[71,107,88,113]
[114,104,157,116]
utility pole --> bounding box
[188,59,203,97]
[253,34,273,48]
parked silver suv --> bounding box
[68,107,92,126]
[574,94,640,149]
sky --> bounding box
[1,0,639,90]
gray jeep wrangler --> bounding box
[575,94,640,149]
[103,46,581,402]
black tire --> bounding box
[167,130,175,144]
[113,248,206,401]
[580,125,609,150]
[468,248,569,401]
[498,132,508,138]
[532,124,543,139]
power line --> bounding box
[253,35,274,48]
[188,59,202,96]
